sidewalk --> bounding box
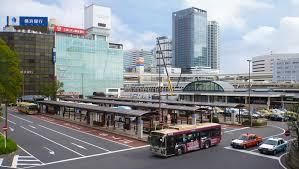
[33,114,147,147]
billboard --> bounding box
[6,16,20,26]
[54,25,87,35]
[19,16,48,26]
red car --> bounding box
[231,133,263,149]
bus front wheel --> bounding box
[204,141,210,149]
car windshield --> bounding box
[264,139,278,146]
[150,133,165,147]
[238,135,248,140]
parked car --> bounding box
[269,114,287,122]
[231,133,263,149]
[258,137,287,155]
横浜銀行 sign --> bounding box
[19,16,48,26]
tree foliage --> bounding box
[0,38,23,103]
[40,80,64,100]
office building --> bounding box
[0,31,55,95]
[155,36,173,72]
[208,21,220,70]
[252,53,299,73]
[273,57,299,83]
[123,49,155,72]
[172,7,208,72]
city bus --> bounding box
[148,123,221,157]
[17,102,38,115]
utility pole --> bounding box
[247,60,252,127]
[157,38,162,124]
[81,73,84,98]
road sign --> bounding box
[3,126,8,131]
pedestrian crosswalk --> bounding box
[12,155,43,168]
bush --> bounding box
[242,119,267,127]
[212,117,219,123]
[0,136,18,155]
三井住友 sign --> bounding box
[54,25,87,35]
[19,16,48,26]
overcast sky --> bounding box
[1,0,299,73]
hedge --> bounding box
[212,117,219,123]
[0,135,18,155]
[242,119,267,127]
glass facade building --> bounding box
[55,35,123,96]
[173,7,208,71]
[0,32,55,95]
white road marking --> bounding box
[9,127,14,132]
[29,125,36,129]
[0,116,16,125]
[16,156,43,168]
[0,158,3,166]
[35,118,132,148]
[16,144,44,165]
[12,155,18,168]
[250,148,259,152]
[71,143,87,150]
[39,125,110,152]
[224,127,250,133]
[279,152,289,169]
[9,114,33,123]
[21,126,84,157]
[224,146,279,160]
[43,145,150,166]
[44,147,55,155]
[263,125,285,140]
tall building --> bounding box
[273,57,299,83]
[123,49,155,72]
[208,21,220,70]
[155,36,173,72]
[252,53,299,73]
[0,31,55,95]
[172,7,208,72]
[54,4,123,96]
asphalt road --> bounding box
[0,109,291,169]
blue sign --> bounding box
[19,16,48,26]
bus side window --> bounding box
[201,130,209,138]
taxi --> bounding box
[258,137,287,155]
[231,133,263,149]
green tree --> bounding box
[40,80,64,100]
[0,38,23,104]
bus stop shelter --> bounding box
[38,100,154,138]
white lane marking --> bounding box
[43,145,150,166]
[29,125,36,129]
[0,116,16,125]
[21,126,84,157]
[250,148,259,152]
[71,143,87,150]
[0,158,3,166]
[12,155,18,168]
[224,146,279,160]
[44,147,55,155]
[16,144,44,164]
[9,127,14,132]
[35,118,132,148]
[39,125,110,152]
[9,114,33,123]
[263,125,286,140]
[17,163,41,166]
[18,159,40,162]
[279,152,289,169]
[224,127,250,133]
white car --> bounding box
[258,137,287,155]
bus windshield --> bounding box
[150,133,165,147]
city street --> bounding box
[0,109,291,169]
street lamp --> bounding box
[247,59,252,127]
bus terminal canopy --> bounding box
[38,101,153,117]
[61,98,240,112]
[86,96,239,108]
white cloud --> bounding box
[0,0,157,51]
[182,0,273,29]
[222,16,299,73]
